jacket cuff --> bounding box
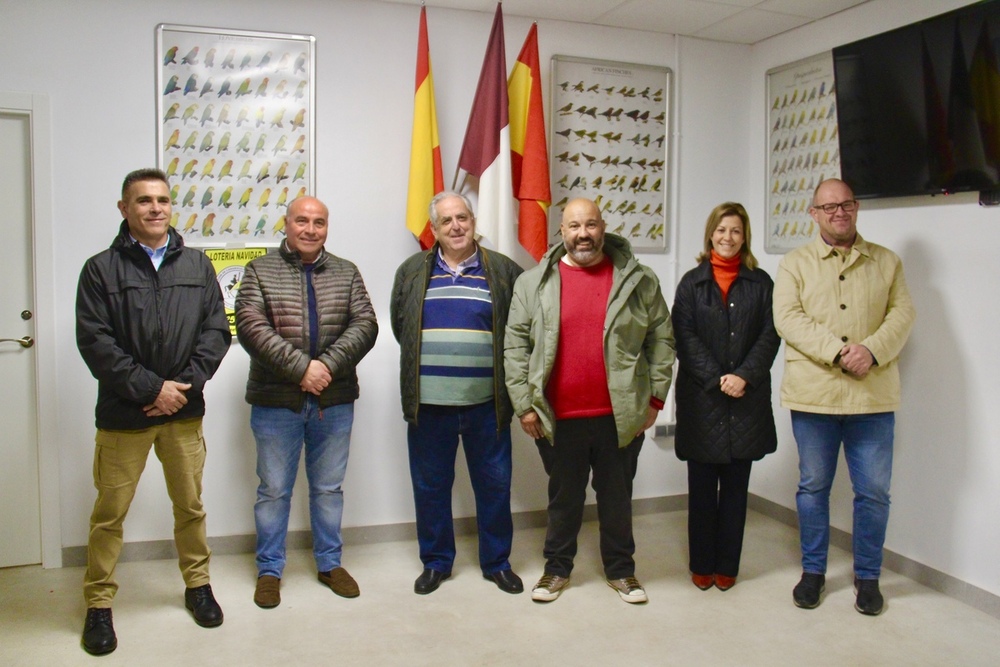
[649,396,665,411]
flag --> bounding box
[454,3,521,263]
[405,6,444,249]
[509,23,550,263]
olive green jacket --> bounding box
[504,234,675,446]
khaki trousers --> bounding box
[84,417,211,607]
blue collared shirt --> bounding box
[435,247,480,280]
[129,234,168,271]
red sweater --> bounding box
[710,249,741,301]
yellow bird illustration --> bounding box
[257,188,272,210]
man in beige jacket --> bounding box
[774,179,915,616]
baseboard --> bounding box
[61,493,998,620]
[747,493,1000,620]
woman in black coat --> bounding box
[672,202,780,591]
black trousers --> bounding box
[535,415,643,579]
[687,458,753,577]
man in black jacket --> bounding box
[76,168,231,655]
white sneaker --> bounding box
[531,574,570,602]
[607,576,647,604]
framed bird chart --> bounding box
[765,51,841,254]
[549,56,671,253]
[156,24,315,246]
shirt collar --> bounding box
[435,246,480,277]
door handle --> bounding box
[0,336,34,348]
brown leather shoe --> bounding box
[254,575,281,608]
[691,573,714,590]
[318,567,360,598]
[714,574,737,591]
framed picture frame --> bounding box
[765,51,841,254]
[156,24,315,247]
[549,56,671,253]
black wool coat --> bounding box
[671,260,780,463]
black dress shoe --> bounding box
[414,568,451,595]
[185,584,224,627]
[82,607,117,655]
[484,569,524,594]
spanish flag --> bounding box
[405,6,444,249]
[509,23,550,263]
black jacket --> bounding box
[390,244,522,426]
[76,221,231,430]
[672,261,779,463]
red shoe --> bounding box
[714,575,736,591]
[691,573,714,590]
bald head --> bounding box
[285,195,329,262]
[560,198,606,267]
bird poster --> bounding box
[156,24,315,246]
[765,52,841,254]
[549,56,671,253]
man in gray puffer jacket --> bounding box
[235,196,377,609]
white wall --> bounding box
[746,0,1000,598]
[3,0,995,601]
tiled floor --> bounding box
[2,510,999,666]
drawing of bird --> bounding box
[199,131,215,152]
[274,162,289,183]
[180,103,199,124]
[273,80,288,98]
[572,81,585,92]
[169,211,179,228]
[271,135,288,155]
[183,75,198,96]
[586,83,600,93]
[255,78,270,98]
[219,215,234,234]
[199,79,214,98]
[181,46,199,66]
[557,102,573,115]
[612,221,625,234]
[275,187,289,207]
[270,108,286,128]
[235,78,252,98]
[163,102,180,122]
[293,162,307,182]
[217,78,232,98]
[182,186,197,208]
[182,213,198,233]
[240,52,253,70]
[163,46,178,65]
[254,134,268,154]
[218,185,234,208]
[556,128,572,139]
[295,187,306,199]
[257,188,272,209]
[272,216,286,235]
[165,157,180,179]
[253,215,268,235]
[203,47,216,68]
[201,213,216,236]
[591,176,603,189]
[290,108,305,130]
[650,178,661,192]
[181,159,198,180]
[218,104,231,125]
[236,106,250,127]
[221,49,236,69]
[276,53,292,71]
[291,135,306,153]
[238,215,251,234]
[581,153,596,166]
[217,131,231,153]
[238,187,253,208]
[294,81,307,100]
[235,132,251,153]
[170,184,180,205]
[628,222,642,236]
[553,196,568,208]
[255,106,266,128]
[238,159,253,179]
[199,159,216,179]
[182,130,199,152]
[199,104,215,126]
[256,161,271,183]
[258,51,272,68]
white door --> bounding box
[0,108,42,567]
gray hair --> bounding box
[428,191,474,228]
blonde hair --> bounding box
[696,201,758,270]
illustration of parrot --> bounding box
[218,186,234,208]
[182,186,197,208]
[293,162,307,182]
[163,103,180,122]
[201,213,216,236]
[163,46,178,65]
[295,187,307,199]
[235,78,252,98]
[272,216,286,236]
[253,216,268,236]
[199,79,214,98]
[182,213,198,233]
[235,132,251,153]
[199,131,215,152]
[274,162,289,183]
[183,75,198,96]
[236,106,250,127]
[240,52,253,70]
[238,215,251,234]
[181,47,199,66]
[256,161,271,183]
[238,187,253,208]
[294,81,307,100]
[272,135,288,155]
[276,53,292,71]
[163,75,180,95]
[217,78,232,98]
[165,157,179,179]
[170,184,180,205]
[219,215,234,234]
[217,131,231,153]
[291,135,305,154]
[181,159,198,180]
[182,130,199,152]
[217,104,231,125]
[221,49,236,69]
[199,159,216,179]
[204,47,216,68]
[294,52,307,75]
[254,134,268,154]
[169,211,179,228]
[255,78,270,98]
[181,103,199,124]
[273,80,288,98]
[270,108,286,128]
[257,188,272,210]
[255,106,266,128]
[275,187,289,208]
[237,159,253,180]
[199,104,215,126]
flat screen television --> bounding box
[833,0,1000,199]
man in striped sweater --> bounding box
[391,192,525,595]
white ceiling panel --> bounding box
[695,7,812,43]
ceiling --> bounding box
[383,0,870,44]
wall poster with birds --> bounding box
[549,56,671,252]
[765,51,841,254]
[156,24,315,247]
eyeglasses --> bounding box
[813,200,858,214]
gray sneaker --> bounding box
[607,576,648,604]
[531,574,569,602]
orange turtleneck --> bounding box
[709,249,741,301]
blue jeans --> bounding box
[792,411,894,580]
[252,399,354,577]
[407,402,513,575]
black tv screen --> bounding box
[833,0,1000,199]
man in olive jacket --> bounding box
[505,197,675,605]
[236,196,377,609]
[76,168,231,655]
[391,192,524,596]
